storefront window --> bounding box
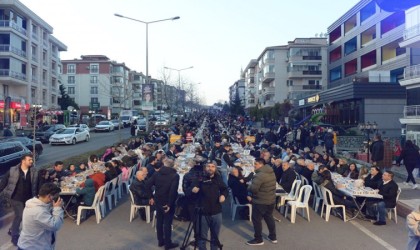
[323,100,361,126]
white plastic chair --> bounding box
[300,175,309,186]
[312,182,324,213]
[320,187,346,222]
[278,179,301,214]
[100,182,110,218]
[387,187,401,224]
[128,190,150,223]
[231,197,252,222]
[77,185,105,225]
[285,185,313,223]
[107,177,119,209]
[121,167,134,194]
[116,174,123,199]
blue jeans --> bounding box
[219,168,228,186]
[367,201,387,222]
[155,203,175,247]
[198,213,222,250]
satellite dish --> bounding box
[67,106,74,111]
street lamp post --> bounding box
[164,66,193,114]
[358,121,378,164]
[31,104,42,164]
[115,13,179,132]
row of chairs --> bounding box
[76,164,139,225]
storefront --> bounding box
[295,82,406,136]
[0,100,30,129]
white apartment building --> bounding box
[229,79,245,107]
[0,0,66,127]
[399,5,420,142]
[61,55,131,118]
[242,38,327,111]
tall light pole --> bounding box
[164,66,193,113]
[114,13,179,131]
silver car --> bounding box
[49,128,90,145]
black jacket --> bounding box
[300,167,314,186]
[280,167,297,193]
[146,166,179,207]
[370,140,384,162]
[194,173,228,216]
[182,165,205,203]
[364,173,382,189]
[228,174,248,205]
[130,178,150,205]
[398,146,420,167]
[378,180,399,208]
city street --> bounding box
[0,195,408,250]
[34,128,132,168]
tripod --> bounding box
[181,207,223,250]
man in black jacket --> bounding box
[366,171,399,226]
[191,161,228,250]
[129,169,151,220]
[146,159,179,250]
[279,162,297,194]
[370,134,384,169]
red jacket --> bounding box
[88,172,106,192]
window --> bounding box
[31,88,36,99]
[68,87,75,95]
[361,26,376,47]
[344,15,357,34]
[330,46,342,62]
[345,59,357,76]
[90,64,99,74]
[90,86,98,94]
[344,37,357,55]
[330,66,342,82]
[381,12,405,36]
[361,50,377,69]
[360,1,376,23]
[51,95,56,104]
[287,80,293,86]
[91,97,98,104]
[133,100,141,105]
[329,26,341,44]
[68,76,75,84]
[67,64,75,74]
[90,75,98,83]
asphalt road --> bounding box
[35,128,132,168]
[0,195,408,250]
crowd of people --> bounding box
[0,110,419,249]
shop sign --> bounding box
[0,101,30,110]
[307,94,320,103]
[299,99,305,106]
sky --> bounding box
[20,0,361,105]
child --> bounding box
[75,178,96,208]
[68,164,77,176]
[76,163,87,173]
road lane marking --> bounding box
[350,220,397,250]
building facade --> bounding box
[61,55,131,118]
[229,78,245,107]
[399,5,420,142]
[0,0,66,128]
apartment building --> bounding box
[0,0,66,128]
[61,55,131,118]
[229,79,245,107]
[399,5,420,142]
[295,0,412,136]
[241,38,327,112]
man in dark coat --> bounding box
[366,171,399,226]
[279,161,297,194]
[0,154,38,246]
[146,159,179,249]
[246,158,277,246]
[370,134,384,168]
[324,129,334,157]
[130,169,151,220]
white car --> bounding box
[154,118,168,126]
[94,121,115,132]
[110,119,123,130]
[68,123,90,132]
[49,128,90,145]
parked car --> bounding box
[0,137,43,160]
[110,119,123,130]
[0,141,32,176]
[154,117,169,126]
[94,121,115,132]
[31,124,66,143]
[135,118,147,133]
[49,127,90,145]
[68,123,90,132]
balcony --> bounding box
[264,57,275,65]
[0,20,27,36]
[400,105,420,125]
[288,70,322,78]
[289,55,322,62]
[0,69,26,81]
[400,65,420,87]
[32,33,38,41]
[0,44,27,58]
[262,100,275,108]
[401,23,420,48]
[262,87,275,97]
[262,72,275,83]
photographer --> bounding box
[17,183,64,250]
[192,161,228,250]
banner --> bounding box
[244,136,256,144]
[4,96,11,127]
[142,84,154,111]
[170,134,181,144]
